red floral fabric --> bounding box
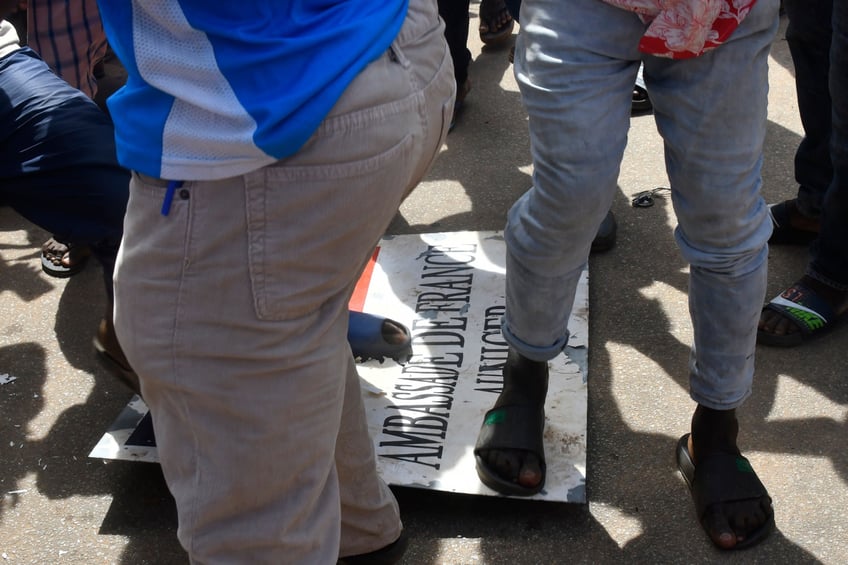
[602,0,758,59]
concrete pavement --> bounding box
[1,7,845,564]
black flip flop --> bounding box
[631,85,652,114]
[676,434,774,550]
[475,401,547,496]
[474,353,548,496]
[479,0,515,46]
[41,239,91,278]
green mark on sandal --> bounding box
[786,307,825,330]
[485,410,506,425]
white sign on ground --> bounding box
[90,231,589,502]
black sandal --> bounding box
[631,85,652,114]
[41,238,91,278]
[479,0,515,46]
[474,351,548,496]
[676,434,774,550]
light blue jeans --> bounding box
[504,0,779,409]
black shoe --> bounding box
[338,531,408,565]
[590,210,617,254]
[94,318,142,397]
[449,78,472,132]
[631,85,652,114]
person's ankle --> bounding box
[799,275,848,310]
[502,349,549,398]
[690,405,739,462]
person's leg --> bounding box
[27,0,117,273]
[813,0,848,288]
[475,0,640,493]
[112,1,454,561]
[506,0,649,117]
[771,0,833,238]
[0,47,127,290]
[759,0,848,344]
[438,0,471,88]
[645,0,778,549]
[40,237,92,277]
[504,0,637,358]
[438,0,472,128]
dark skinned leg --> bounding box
[689,406,773,550]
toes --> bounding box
[41,238,68,256]
[517,454,543,488]
[773,316,797,337]
[60,246,91,268]
[759,310,782,334]
[757,309,773,331]
[702,505,736,549]
[44,252,64,267]
[479,9,512,35]
[704,497,772,549]
[773,318,799,335]
[730,497,771,535]
[380,320,409,345]
[486,448,518,478]
[483,449,542,489]
[759,309,798,337]
[42,248,63,263]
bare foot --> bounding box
[478,0,514,45]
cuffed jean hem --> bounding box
[501,318,568,362]
[689,388,752,411]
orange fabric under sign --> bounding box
[348,247,380,312]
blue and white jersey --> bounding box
[98,1,408,180]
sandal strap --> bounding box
[765,283,836,333]
[474,401,545,458]
[693,451,770,514]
